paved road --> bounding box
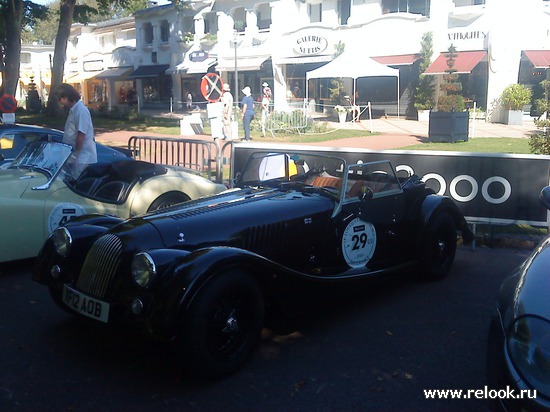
[0,246,531,411]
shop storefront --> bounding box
[127,64,171,109]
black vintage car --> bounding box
[34,151,473,378]
[486,186,550,411]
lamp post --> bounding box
[233,31,239,110]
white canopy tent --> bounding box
[305,50,400,119]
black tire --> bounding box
[418,212,457,281]
[178,272,264,379]
[147,191,190,212]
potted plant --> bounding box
[413,32,435,121]
[334,105,349,123]
[428,45,469,143]
[500,83,532,125]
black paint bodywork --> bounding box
[486,186,550,411]
[34,151,472,340]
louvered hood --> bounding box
[139,187,334,259]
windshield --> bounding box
[238,152,346,187]
[9,141,72,178]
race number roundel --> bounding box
[200,73,223,102]
[48,203,87,234]
[0,94,17,113]
[342,217,376,268]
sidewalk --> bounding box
[95,114,540,151]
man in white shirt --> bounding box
[57,83,97,178]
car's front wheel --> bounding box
[418,211,457,281]
[177,271,264,378]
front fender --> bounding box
[33,222,112,284]
[419,195,474,244]
[146,247,275,338]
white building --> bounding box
[19,0,550,122]
[65,16,136,110]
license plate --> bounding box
[62,285,110,323]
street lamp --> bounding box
[233,31,239,109]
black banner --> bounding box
[232,144,550,226]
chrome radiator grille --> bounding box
[76,234,122,299]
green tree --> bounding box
[413,32,435,111]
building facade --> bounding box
[16,0,550,122]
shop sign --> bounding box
[447,30,487,49]
[83,60,104,72]
[190,51,209,62]
[293,34,328,56]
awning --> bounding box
[523,50,550,69]
[423,50,487,75]
[171,58,217,75]
[215,56,270,72]
[276,55,332,65]
[65,71,101,83]
[127,64,169,79]
[94,67,133,80]
[371,54,421,66]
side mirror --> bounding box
[540,186,550,210]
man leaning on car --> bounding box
[57,83,97,178]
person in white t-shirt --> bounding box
[57,83,97,178]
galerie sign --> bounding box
[293,33,328,55]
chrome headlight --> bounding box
[507,316,550,398]
[52,227,72,257]
[131,252,157,288]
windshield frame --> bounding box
[9,141,73,190]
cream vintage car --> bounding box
[0,141,226,263]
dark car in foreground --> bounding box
[486,186,550,411]
[34,151,473,378]
[0,123,130,165]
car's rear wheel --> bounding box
[147,191,190,212]
[418,211,457,281]
[177,271,264,378]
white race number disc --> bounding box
[342,217,376,268]
[48,203,87,233]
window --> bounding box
[309,3,322,23]
[143,22,154,45]
[453,0,485,5]
[382,0,430,17]
[256,3,272,30]
[21,53,31,64]
[160,20,169,43]
[233,7,247,32]
[152,52,157,63]
[338,0,351,25]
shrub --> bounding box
[500,84,532,111]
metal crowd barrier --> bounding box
[127,136,223,182]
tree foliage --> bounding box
[413,32,435,111]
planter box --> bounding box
[428,111,469,143]
[502,109,523,125]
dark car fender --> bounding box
[145,246,288,338]
[33,215,122,284]
[418,194,474,245]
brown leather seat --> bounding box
[311,175,342,189]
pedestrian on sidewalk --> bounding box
[241,86,254,141]
[221,83,234,140]
[57,83,97,178]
